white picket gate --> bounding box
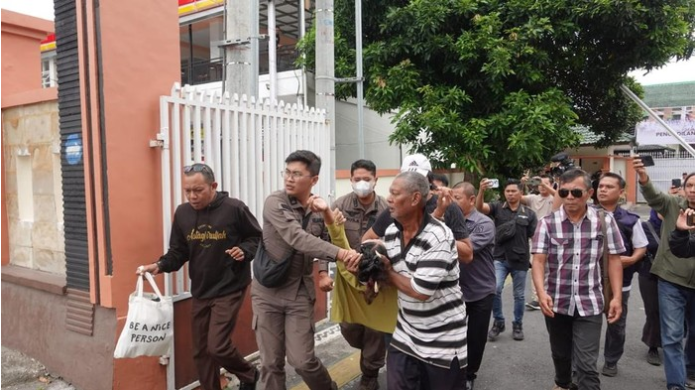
[155,82,330,389]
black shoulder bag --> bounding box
[253,210,311,288]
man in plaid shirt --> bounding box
[531,169,625,390]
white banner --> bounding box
[636,119,695,145]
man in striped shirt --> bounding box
[531,169,625,390]
[367,171,468,389]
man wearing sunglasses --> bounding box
[137,163,263,390]
[531,169,625,390]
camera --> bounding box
[550,152,578,177]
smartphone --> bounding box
[688,213,695,227]
[639,155,655,167]
[488,178,499,189]
[528,177,541,186]
[672,179,682,188]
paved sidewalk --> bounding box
[1,347,75,390]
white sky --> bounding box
[1,0,694,85]
[1,0,54,20]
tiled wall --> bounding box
[2,101,65,275]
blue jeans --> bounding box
[492,260,527,325]
[658,278,695,390]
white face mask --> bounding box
[352,180,375,198]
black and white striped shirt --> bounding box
[385,215,468,369]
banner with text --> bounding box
[636,119,695,145]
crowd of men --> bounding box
[137,150,694,390]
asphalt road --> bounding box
[328,275,667,390]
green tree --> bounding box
[298,0,694,177]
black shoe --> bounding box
[601,362,618,377]
[526,300,541,310]
[358,375,379,390]
[488,321,505,341]
[239,368,259,390]
[512,322,524,341]
[465,378,474,390]
[646,348,661,366]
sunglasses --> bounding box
[558,188,585,198]
[183,163,212,174]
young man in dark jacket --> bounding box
[638,211,663,367]
[595,173,648,377]
[476,178,537,341]
[138,163,262,390]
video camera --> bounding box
[550,152,578,177]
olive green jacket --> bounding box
[641,180,694,289]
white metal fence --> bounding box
[156,83,330,300]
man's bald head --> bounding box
[452,181,477,215]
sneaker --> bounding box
[601,362,618,377]
[552,384,578,390]
[526,300,541,310]
[239,368,259,390]
[687,371,695,389]
[646,348,662,366]
[512,322,524,341]
[488,321,505,341]
[359,375,379,390]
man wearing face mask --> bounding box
[318,159,389,390]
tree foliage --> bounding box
[298,0,695,176]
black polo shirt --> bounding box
[489,201,537,270]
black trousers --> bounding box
[465,294,495,380]
[386,346,466,390]
[545,311,602,390]
[638,273,662,349]
[604,290,631,364]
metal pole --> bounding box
[621,84,695,156]
[268,0,278,102]
[299,0,308,107]
[355,0,364,158]
[316,0,336,199]
[251,0,259,98]
[225,0,253,97]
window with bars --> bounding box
[41,52,58,88]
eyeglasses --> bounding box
[184,163,212,174]
[558,188,585,198]
[281,170,313,180]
